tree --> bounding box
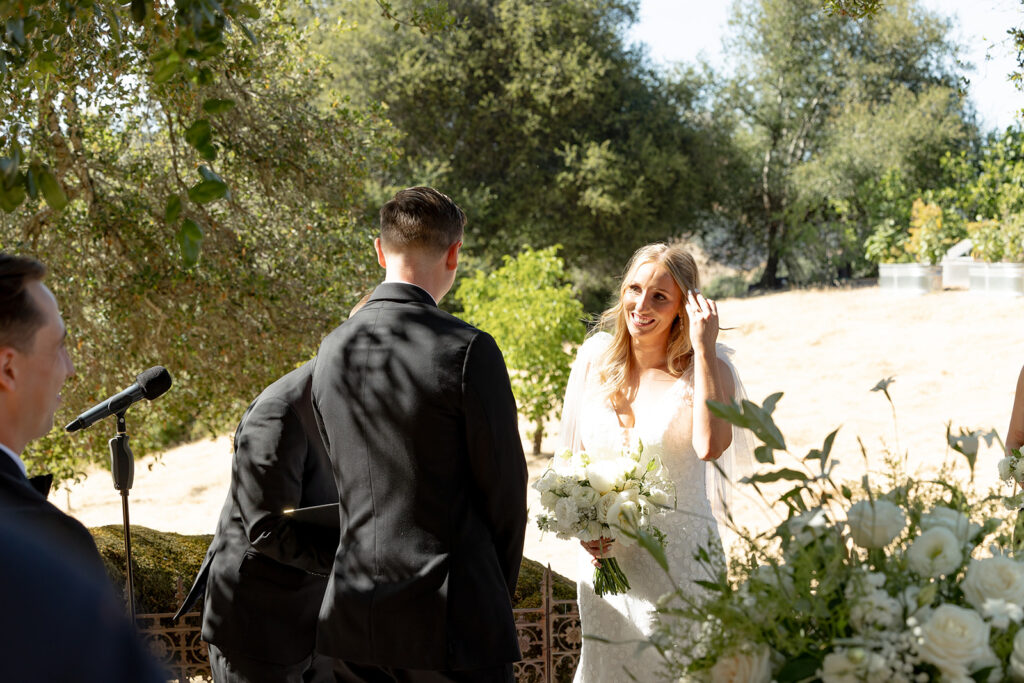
[312,0,720,302]
[456,246,585,454]
[1,3,396,482]
[716,0,974,286]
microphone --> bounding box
[65,366,172,433]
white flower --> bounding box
[787,509,829,546]
[819,648,888,683]
[961,556,1024,611]
[605,500,640,545]
[918,604,996,683]
[646,486,670,507]
[921,506,980,545]
[570,484,600,509]
[540,490,560,510]
[999,457,1014,481]
[596,491,619,523]
[980,598,1024,629]
[708,645,773,683]
[906,527,963,577]
[553,497,578,533]
[583,520,603,542]
[1015,457,1024,483]
[585,458,635,494]
[846,499,906,548]
[1010,629,1024,681]
[849,589,901,632]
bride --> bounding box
[559,243,750,681]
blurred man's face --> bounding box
[17,282,75,443]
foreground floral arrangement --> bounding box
[534,442,674,596]
[651,380,1018,682]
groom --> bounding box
[311,187,528,682]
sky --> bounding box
[628,0,1024,132]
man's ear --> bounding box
[445,240,462,271]
[374,237,387,269]
[0,347,18,393]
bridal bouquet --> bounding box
[650,385,1019,683]
[533,442,674,597]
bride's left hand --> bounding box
[686,290,719,352]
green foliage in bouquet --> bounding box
[650,386,1020,682]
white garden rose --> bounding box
[534,469,559,493]
[906,526,963,577]
[921,506,980,544]
[1000,457,1015,482]
[606,499,640,532]
[707,645,772,683]
[570,483,600,509]
[584,458,635,494]
[846,499,906,548]
[1010,628,1024,681]
[918,604,996,683]
[961,556,1024,611]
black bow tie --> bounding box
[27,473,53,499]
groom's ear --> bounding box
[374,237,387,269]
[444,240,462,271]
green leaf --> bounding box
[762,391,783,414]
[0,156,18,188]
[130,0,147,23]
[871,377,895,393]
[775,654,822,682]
[742,468,807,484]
[197,165,223,183]
[236,2,261,19]
[188,179,227,204]
[152,59,180,83]
[693,579,725,592]
[197,144,217,161]
[841,484,853,499]
[176,219,204,267]
[202,98,235,115]
[184,119,212,149]
[238,21,258,46]
[741,399,787,450]
[0,182,26,212]
[632,527,668,572]
[706,398,744,426]
[754,445,775,465]
[164,195,182,223]
[25,165,37,199]
[6,18,26,48]
[38,169,68,211]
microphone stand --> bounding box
[110,411,136,619]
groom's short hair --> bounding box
[379,187,465,255]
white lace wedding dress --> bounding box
[561,333,745,682]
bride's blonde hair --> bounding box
[594,242,701,406]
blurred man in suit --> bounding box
[176,361,339,682]
[0,252,164,682]
[312,187,528,682]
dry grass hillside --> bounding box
[55,285,1024,581]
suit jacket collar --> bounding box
[0,450,41,500]
[369,282,438,307]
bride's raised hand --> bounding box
[686,289,719,352]
[580,538,615,568]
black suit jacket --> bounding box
[0,518,166,682]
[176,362,338,665]
[0,451,108,583]
[311,282,528,671]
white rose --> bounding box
[922,506,981,545]
[540,490,560,510]
[645,487,670,507]
[533,469,557,493]
[553,497,579,533]
[585,460,627,494]
[906,527,963,577]
[962,556,1024,611]
[918,604,996,682]
[570,484,600,509]
[708,645,772,683]
[606,500,640,544]
[1010,628,1024,681]
[1000,457,1015,481]
[846,499,906,549]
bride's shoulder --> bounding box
[576,331,612,361]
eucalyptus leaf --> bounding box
[184,119,212,149]
[741,399,787,450]
[754,445,775,465]
[164,195,182,223]
[202,98,235,115]
[743,468,807,484]
[176,219,204,267]
[152,59,180,83]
